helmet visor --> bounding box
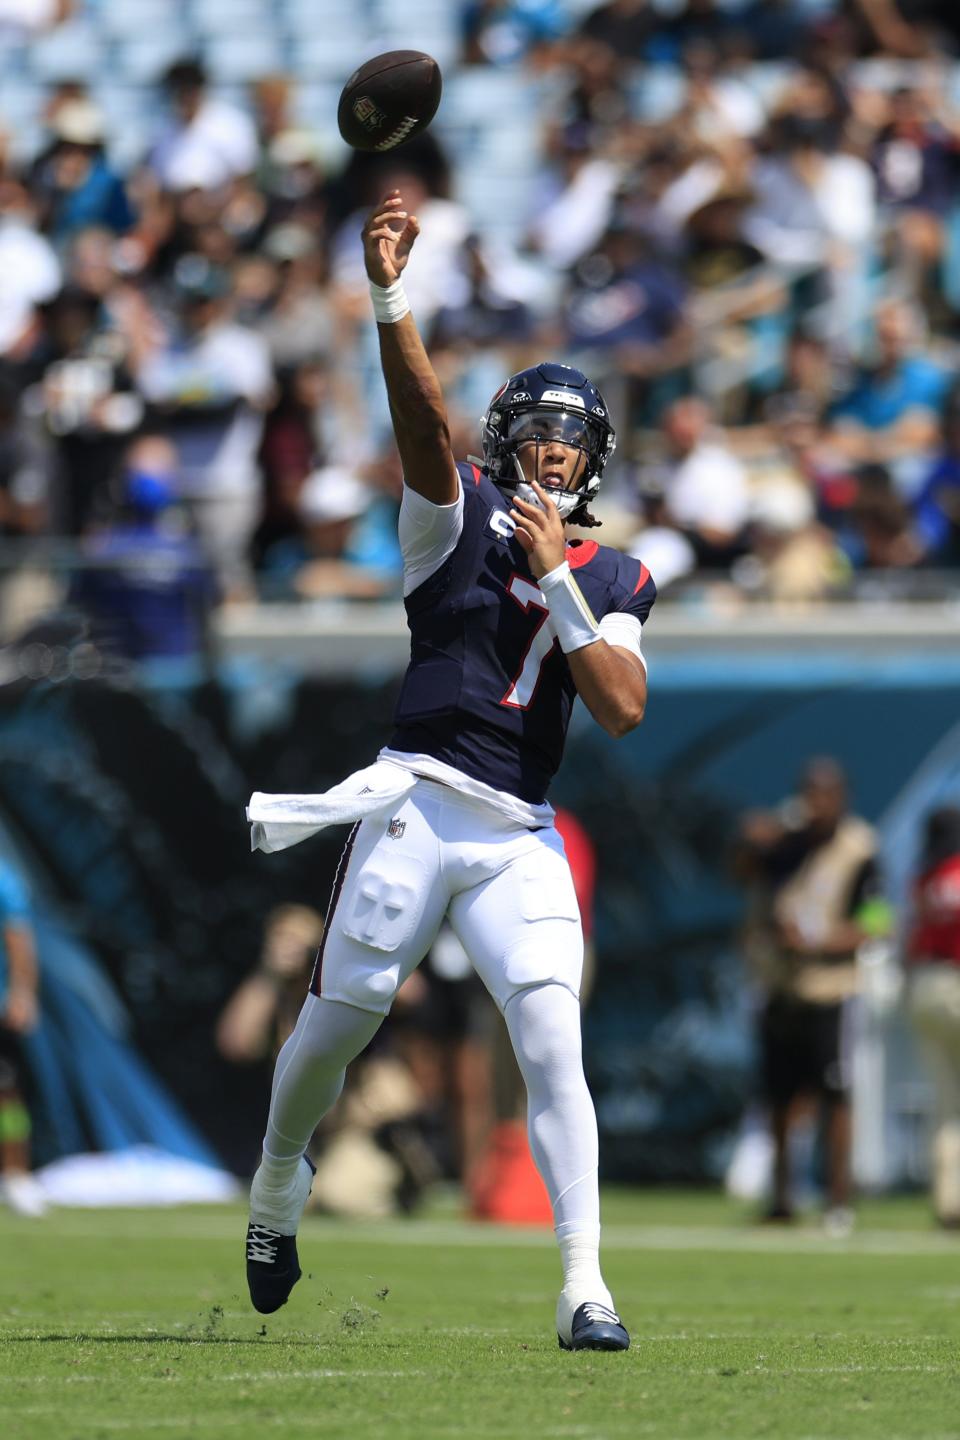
[506,410,594,450]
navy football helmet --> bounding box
[480,362,616,523]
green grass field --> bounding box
[2,1189,959,1440]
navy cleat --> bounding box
[245,1156,315,1315]
[558,1302,630,1352]
[246,1224,302,1314]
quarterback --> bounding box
[244,192,656,1351]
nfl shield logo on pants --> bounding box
[387,817,406,839]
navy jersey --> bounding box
[390,463,656,803]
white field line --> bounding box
[18,1218,960,1256]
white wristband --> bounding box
[539,560,600,654]
[369,277,410,324]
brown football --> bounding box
[337,50,442,153]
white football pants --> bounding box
[263,776,602,1233]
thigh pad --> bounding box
[339,852,430,953]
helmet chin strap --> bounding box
[510,443,585,521]
[514,480,581,521]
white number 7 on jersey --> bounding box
[500,574,557,710]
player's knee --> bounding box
[506,982,583,1063]
[330,965,400,1014]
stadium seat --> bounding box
[293,81,347,133]
[7,121,44,164]
[443,67,541,126]
[0,79,46,132]
[28,20,103,81]
[288,34,380,82]
[93,83,151,133]
[110,33,196,84]
[107,121,152,173]
[372,27,459,72]
[202,34,284,83]
[192,0,273,36]
[455,169,536,240]
[95,0,172,39]
[281,0,376,32]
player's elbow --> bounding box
[604,696,646,738]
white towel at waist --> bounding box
[247,760,418,854]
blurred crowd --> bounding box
[1,0,960,657]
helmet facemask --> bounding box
[483,405,611,522]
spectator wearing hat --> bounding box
[31,100,134,244]
[149,59,258,195]
[429,233,533,355]
[905,805,960,1228]
[134,253,273,599]
[255,222,335,368]
[31,283,144,534]
[562,221,689,376]
[657,395,750,569]
[259,130,329,238]
[71,433,216,662]
[744,86,875,334]
[259,462,400,602]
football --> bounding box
[337,50,442,153]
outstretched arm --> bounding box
[362,191,459,506]
[511,483,648,738]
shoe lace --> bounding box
[246,1223,282,1263]
[579,1302,620,1326]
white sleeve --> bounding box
[398,479,464,597]
[598,612,647,674]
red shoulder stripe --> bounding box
[566,539,599,569]
[470,463,482,487]
[633,563,651,593]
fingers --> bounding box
[366,224,406,244]
[366,210,408,235]
[510,502,544,530]
[370,192,407,223]
[530,479,559,513]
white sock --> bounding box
[256,1146,303,1193]
[502,985,615,1337]
[557,1222,614,1307]
[252,994,384,1210]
